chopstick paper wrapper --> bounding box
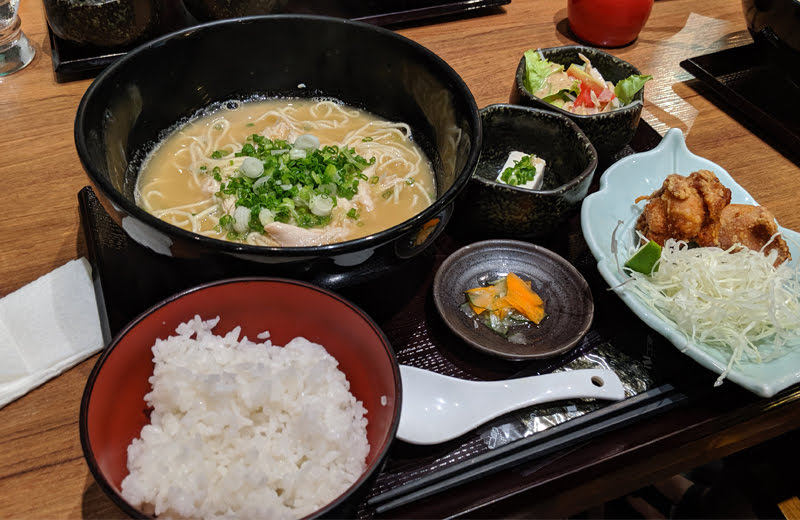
[0,258,104,408]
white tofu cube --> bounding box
[496,151,546,190]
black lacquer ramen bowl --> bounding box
[75,15,481,288]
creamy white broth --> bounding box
[136,98,436,247]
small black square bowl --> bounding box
[509,45,646,159]
[456,103,598,239]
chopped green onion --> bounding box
[219,214,234,228]
[214,134,375,231]
[259,208,275,227]
[309,194,334,216]
[500,155,538,186]
[232,206,251,233]
[294,134,320,151]
[240,157,264,179]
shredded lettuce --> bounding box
[523,49,561,95]
[614,74,652,105]
[619,238,800,386]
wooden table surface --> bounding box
[2,0,799,518]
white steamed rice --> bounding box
[120,315,370,519]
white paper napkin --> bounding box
[0,258,104,408]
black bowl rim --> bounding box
[513,44,645,121]
[75,14,482,258]
[472,103,598,194]
[78,276,403,519]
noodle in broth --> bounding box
[136,99,436,247]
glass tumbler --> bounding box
[0,0,35,76]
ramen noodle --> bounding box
[136,98,436,247]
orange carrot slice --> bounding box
[465,285,499,312]
[504,272,545,324]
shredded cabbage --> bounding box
[619,239,800,386]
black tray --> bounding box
[49,0,510,82]
[78,119,748,516]
[680,43,800,161]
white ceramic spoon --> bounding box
[397,365,626,445]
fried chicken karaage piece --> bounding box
[635,169,731,247]
[718,204,791,266]
[634,170,792,266]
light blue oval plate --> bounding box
[581,128,800,398]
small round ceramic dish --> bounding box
[433,239,594,360]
